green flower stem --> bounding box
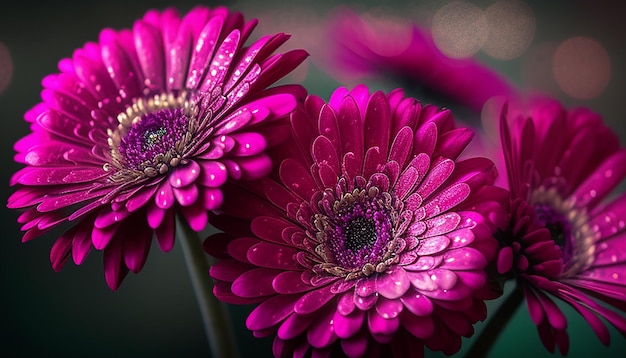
[176,216,239,358]
[464,283,524,358]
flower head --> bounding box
[323,8,516,112]
[7,6,308,290]
[496,99,626,354]
[205,85,507,357]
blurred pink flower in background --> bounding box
[323,8,518,113]
[495,98,626,354]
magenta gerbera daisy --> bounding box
[204,85,508,357]
[495,99,626,354]
[7,5,308,290]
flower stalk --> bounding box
[464,283,524,358]
[176,216,239,358]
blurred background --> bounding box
[1,0,624,357]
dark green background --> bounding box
[1,0,624,357]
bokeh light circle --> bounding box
[483,0,535,60]
[553,36,610,100]
[432,1,487,58]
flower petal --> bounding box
[198,160,228,187]
[375,296,404,320]
[400,311,434,339]
[232,268,280,298]
[155,182,175,209]
[169,160,201,188]
[294,285,335,315]
[272,271,311,294]
[307,307,337,349]
[103,238,129,291]
[375,266,410,299]
[334,309,364,339]
[368,309,399,336]
[247,242,301,270]
[440,247,487,270]
[172,184,199,207]
[246,294,300,331]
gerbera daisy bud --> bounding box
[7,5,308,290]
[205,85,508,357]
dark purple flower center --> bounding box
[312,183,402,280]
[118,108,189,171]
[328,201,393,271]
[534,204,575,264]
[106,92,214,181]
[534,204,571,246]
[529,187,597,277]
[344,217,378,252]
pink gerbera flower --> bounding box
[7,6,308,290]
[204,85,508,357]
[323,8,516,113]
[495,99,626,354]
